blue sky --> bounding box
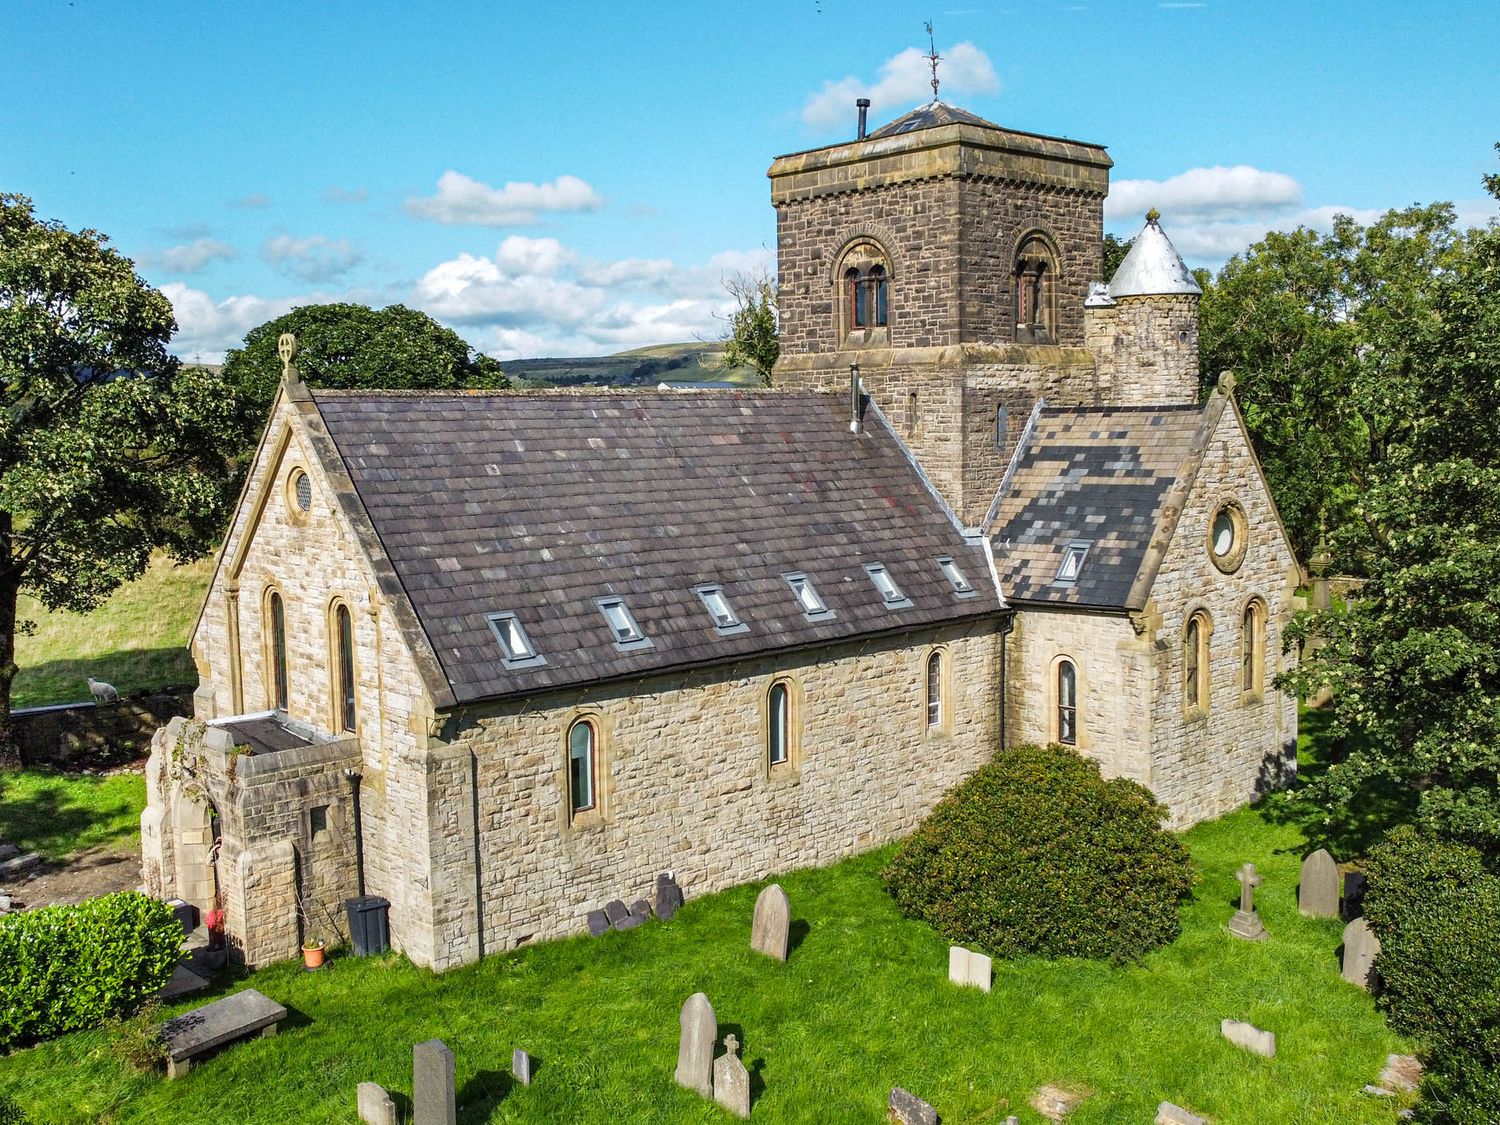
[5,0,1498,361]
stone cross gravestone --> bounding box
[750,883,790,961]
[413,1038,456,1125]
[947,945,992,991]
[357,1082,398,1125]
[1342,916,1381,990]
[1299,849,1341,918]
[1228,862,1268,940]
[713,1033,751,1119]
[512,1047,532,1086]
[674,992,717,1097]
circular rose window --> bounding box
[287,468,313,518]
[1208,501,1248,573]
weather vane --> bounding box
[924,21,942,102]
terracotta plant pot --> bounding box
[302,941,325,970]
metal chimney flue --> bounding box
[849,364,863,434]
[856,98,871,140]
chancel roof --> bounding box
[312,390,1001,705]
[989,403,1217,610]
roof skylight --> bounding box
[695,584,748,636]
[864,563,913,610]
[594,596,654,652]
[937,557,978,598]
[485,612,546,670]
[783,572,835,621]
[1053,541,1091,586]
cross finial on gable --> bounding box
[924,22,942,103]
[277,333,301,386]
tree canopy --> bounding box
[0,194,245,738]
[221,303,507,428]
[720,273,779,386]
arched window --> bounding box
[1241,599,1266,697]
[1057,659,1077,745]
[567,718,596,815]
[333,602,356,733]
[767,682,790,766]
[996,404,1008,450]
[906,390,919,436]
[836,241,893,342]
[926,651,943,728]
[1014,235,1059,344]
[1184,611,1211,712]
[268,590,288,712]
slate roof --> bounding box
[867,100,1004,138]
[312,390,1001,705]
[988,404,1215,609]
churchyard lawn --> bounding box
[0,788,1409,1124]
[0,769,145,863]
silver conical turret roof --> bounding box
[1107,211,1202,298]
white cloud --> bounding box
[495,235,575,277]
[261,234,364,283]
[159,238,237,274]
[404,171,604,227]
[325,185,369,203]
[575,256,675,287]
[1106,165,1302,222]
[162,283,299,362]
[411,253,607,326]
[802,42,1000,130]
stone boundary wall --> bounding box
[9,690,192,770]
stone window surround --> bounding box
[759,674,804,780]
[261,584,289,714]
[833,236,893,349]
[1013,229,1061,344]
[1207,497,1250,574]
[923,645,953,739]
[1049,653,1082,748]
[1183,608,1214,719]
[325,596,360,736]
[561,710,613,830]
[1240,595,1268,703]
[284,464,313,526]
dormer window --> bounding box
[864,563,913,610]
[695,584,748,636]
[486,611,546,669]
[1054,541,1090,586]
[783,572,834,621]
[595,596,653,652]
[937,557,978,598]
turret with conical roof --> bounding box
[1083,211,1202,406]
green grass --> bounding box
[0,769,146,860]
[13,555,212,709]
[0,799,1408,1123]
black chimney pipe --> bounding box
[856,98,871,140]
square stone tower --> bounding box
[770,101,1114,525]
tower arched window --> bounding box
[1056,659,1077,745]
[836,241,893,344]
[1014,235,1059,344]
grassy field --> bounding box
[0,770,146,860]
[0,793,1409,1124]
[505,342,763,388]
[12,555,212,710]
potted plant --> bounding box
[301,936,326,971]
[203,893,228,972]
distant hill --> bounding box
[504,342,762,388]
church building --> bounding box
[141,98,1300,971]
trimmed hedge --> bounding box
[0,892,181,1049]
[1363,825,1500,1123]
[882,744,1193,962]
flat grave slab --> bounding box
[159,987,287,1078]
[157,964,211,1002]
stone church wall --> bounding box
[1143,401,1300,826]
[414,620,1001,967]
[1084,295,1201,407]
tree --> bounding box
[1198,204,1466,561]
[0,195,246,748]
[1101,233,1133,280]
[720,273,779,386]
[1281,152,1500,858]
[221,303,507,430]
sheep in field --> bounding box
[87,677,120,704]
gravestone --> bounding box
[158,987,286,1079]
[1220,1018,1276,1058]
[656,872,684,921]
[713,1033,751,1119]
[1299,849,1341,918]
[674,992,716,1097]
[1156,1102,1207,1125]
[357,1082,398,1125]
[1342,916,1380,990]
[512,1047,532,1086]
[888,1086,938,1125]
[586,909,610,937]
[1380,1054,1423,1093]
[628,898,652,920]
[615,912,647,931]
[750,883,790,960]
[413,1038,456,1125]
[947,945,992,992]
[604,899,630,928]
[1227,862,1268,941]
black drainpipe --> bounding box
[345,769,365,896]
[999,612,1015,752]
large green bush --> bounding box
[0,892,181,1049]
[1364,825,1500,1123]
[882,744,1193,962]
[0,1093,26,1124]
